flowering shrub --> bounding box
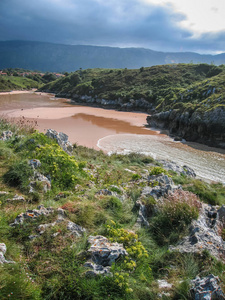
[35,143,86,189]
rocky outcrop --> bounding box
[45,129,73,153]
[144,174,180,200]
[147,107,225,149]
[157,160,196,177]
[0,243,15,264]
[10,205,54,226]
[136,174,180,227]
[191,274,225,299]
[28,171,51,193]
[84,235,128,276]
[170,204,225,260]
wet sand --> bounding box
[0,92,159,148]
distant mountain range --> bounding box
[0,40,225,72]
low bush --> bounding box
[150,190,200,245]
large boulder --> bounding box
[157,160,196,177]
[45,129,73,153]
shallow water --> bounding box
[0,92,225,183]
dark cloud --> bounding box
[0,0,224,53]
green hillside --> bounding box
[40,63,225,148]
[0,119,225,299]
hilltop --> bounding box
[1,41,225,72]
[0,119,225,299]
[40,63,225,148]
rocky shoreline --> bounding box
[42,90,225,150]
[147,107,225,149]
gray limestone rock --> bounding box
[28,159,41,169]
[0,243,15,264]
[191,274,225,299]
[45,129,73,153]
[87,235,128,266]
[136,200,149,227]
[67,221,86,237]
[10,205,54,226]
[84,262,111,277]
[170,204,225,260]
[157,160,196,177]
[0,130,13,141]
[28,171,51,193]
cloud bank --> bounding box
[0,0,224,53]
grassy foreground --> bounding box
[0,119,225,299]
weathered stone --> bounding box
[191,274,225,299]
[28,159,41,169]
[136,200,149,227]
[170,204,225,260]
[157,160,196,177]
[0,243,15,264]
[96,189,113,196]
[157,279,173,289]
[87,235,128,266]
[28,171,51,193]
[0,130,13,141]
[84,262,111,277]
[10,205,54,226]
[7,194,25,202]
[67,221,86,237]
[143,174,180,200]
[218,205,225,223]
[45,129,73,153]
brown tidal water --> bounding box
[0,92,225,183]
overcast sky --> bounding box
[0,0,225,54]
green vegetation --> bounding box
[40,63,225,114]
[0,119,225,299]
[0,68,60,92]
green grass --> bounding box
[0,118,225,299]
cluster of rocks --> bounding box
[136,174,181,227]
[66,94,153,112]
[191,274,225,299]
[45,129,73,153]
[170,204,225,260]
[0,243,14,264]
[10,205,86,240]
[157,160,196,177]
[10,205,54,226]
[84,235,128,277]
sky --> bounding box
[0,0,225,54]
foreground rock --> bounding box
[84,235,128,276]
[45,129,73,153]
[191,274,225,299]
[170,204,225,260]
[0,243,15,264]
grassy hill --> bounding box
[0,119,225,299]
[0,75,41,92]
[40,63,225,148]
